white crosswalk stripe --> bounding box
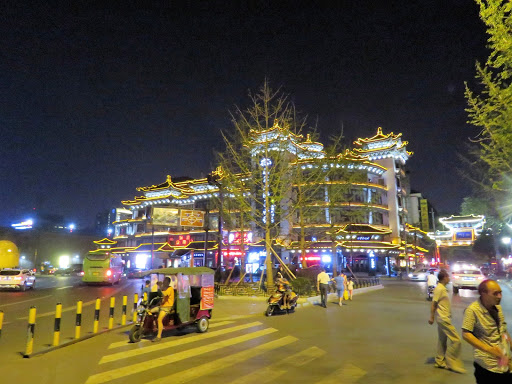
[86,327,277,384]
[227,346,326,384]
[106,320,235,350]
[144,336,298,384]
[101,321,263,363]
[85,320,331,384]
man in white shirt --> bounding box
[427,271,437,288]
[317,268,330,308]
[428,269,466,373]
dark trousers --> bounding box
[319,284,328,307]
[474,362,512,384]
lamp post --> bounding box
[207,174,223,268]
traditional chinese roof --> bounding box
[439,215,485,229]
[353,127,402,145]
[93,238,117,245]
[247,121,325,160]
[336,224,392,235]
[352,127,413,162]
[128,242,175,253]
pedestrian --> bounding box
[142,279,151,301]
[462,279,512,383]
[317,267,330,308]
[332,272,347,306]
[347,277,354,300]
[427,269,466,374]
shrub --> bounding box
[291,277,314,296]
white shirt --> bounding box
[427,274,437,287]
[317,272,330,284]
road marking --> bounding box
[144,336,298,384]
[227,346,326,384]
[314,363,367,384]
[0,294,54,308]
[106,320,235,350]
[102,321,262,363]
[85,328,277,384]
[56,286,73,290]
[213,314,259,322]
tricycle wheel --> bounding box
[129,325,143,343]
[196,316,209,333]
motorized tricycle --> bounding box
[129,267,215,342]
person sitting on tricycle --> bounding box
[153,277,174,342]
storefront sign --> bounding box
[201,286,214,310]
[180,209,205,227]
[152,208,179,226]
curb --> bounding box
[216,284,385,306]
[22,322,134,358]
[296,284,384,308]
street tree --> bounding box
[216,81,312,289]
[465,0,512,221]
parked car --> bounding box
[451,267,485,294]
[125,268,144,279]
[0,269,36,291]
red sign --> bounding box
[201,286,214,310]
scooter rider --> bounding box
[276,272,292,309]
[427,271,437,290]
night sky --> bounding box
[1,1,489,228]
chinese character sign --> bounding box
[201,286,214,310]
[180,209,205,227]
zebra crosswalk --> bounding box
[84,319,365,384]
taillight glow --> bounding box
[79,271,84,276]
[13,276,23,280]
[106,269,112,277]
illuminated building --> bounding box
[112,125,424,273]
[429,215,485,262]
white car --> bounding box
[0,269,36,291]
[408,268,430,281]
[451,268,485,294]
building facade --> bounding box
[111,126,425,274]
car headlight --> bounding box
[408,274,413,277]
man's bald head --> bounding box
[478,279,502,308]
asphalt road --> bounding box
[0,275,144,358]
[1,277,511,384]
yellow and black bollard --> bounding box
[75,300,83,339]
[0,310,3,339]
[53,303,62,346]
[121,295,127,325]
[132,293,139,323]
[93,298,101,333]
[24,306,37,358]
[108,297,115,329]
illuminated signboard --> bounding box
[455,231,473,240]
[356,236,371,241]
[169,234,191,246]
[180,210,205,227]
[152,208,179,226]
[11,220,33,230]
[227,232,253,244]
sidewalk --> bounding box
[217,284,384,308]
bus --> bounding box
[82,252,123,285]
